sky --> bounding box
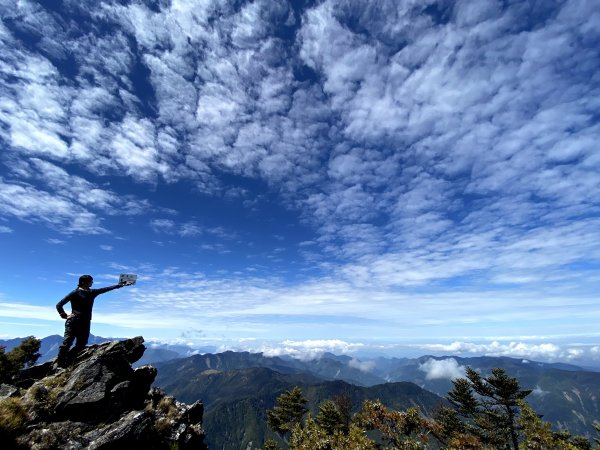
[0,0,599,364]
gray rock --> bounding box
[186,400,204,424]
[7,337,207,450]
[85,411,153,449]
[0,383,19,399]
[15,361,54,388]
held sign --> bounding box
[119,274,137,285]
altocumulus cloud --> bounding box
[0,0,598,274]
[0,0,598,349]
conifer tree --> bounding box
[262,438,283,450]
[355,400,427,449]
[267,386,308,442]
[445,367,531,449]
[315,399,344,435]
[0,336,41,384]
[332,391,353,435]
[9,336,41,369]
[289,415,377,450]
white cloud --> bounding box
[417,340,600,362]
[0,156,152,234]
[290,0,600,280]
[348,358,376,373]
[419,358,467,380]
[0,0,598,348]
[0,225,12,233]
[0,179,107,234]
[0,302,58,322]
[20,159,152,217]
[260,339,365,361]
[531,385,549,397]
[150,219,176,233]
[109,115,169,182]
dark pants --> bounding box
[57,317,91,365]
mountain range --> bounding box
[148,350,600,448]
[3,335,599,449]
[153,359,444,450]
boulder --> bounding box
[0,383,19,399]
[3,337,207,450]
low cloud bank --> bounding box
[349,358,376,373]
[257,339,365,361]
[417,340,600,363]
[418,358,466,380]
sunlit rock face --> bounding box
[2,337,207,450]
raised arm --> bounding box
[92,281,132,296]
[92,285,122,295]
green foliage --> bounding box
[267,386,308,440]
[355,400,428,449]
[266,387,378,450]
[154,417,173,435]
[569,436,592,450]
[262,438,283,450]
[436,371,593,450]
[432,405,464,436]
[445,367,531,450]
[332,391,353,435]
[289,415,376,450]
[518,399,583,449]
[316,400,344,435]
[0,348,9,383]
[0,336,41,384]
[158,396,179,419]
[11,336,41,369]
[263,379,596,450]
[289,416,328,450]
[23,383,55,420]
[0,397,27,439]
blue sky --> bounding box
[0,0,599,363]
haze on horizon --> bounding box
[0,0,598,365]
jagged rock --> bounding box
[14,362,54,388]
[2,337,207,450]
[185,400,204,424]
[85,411,154,449]
[0,383,20,399]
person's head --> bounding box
[78,274,94,289]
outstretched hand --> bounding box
[119,281,135,287]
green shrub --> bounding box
[0,397,28,434]
[158,396,179,419]
[0,336,41,384]
[154,417,173,435]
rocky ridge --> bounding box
[0,337,207,449]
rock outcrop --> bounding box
[0,337,207,450]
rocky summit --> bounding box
[0,337,207,450]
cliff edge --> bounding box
[0,337,207,450]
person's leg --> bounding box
[57,318,75,367]
[73,320,91,353]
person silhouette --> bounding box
[56,274,132,367]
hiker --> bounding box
[55,274,132,366]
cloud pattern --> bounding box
[0,0,599,354]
